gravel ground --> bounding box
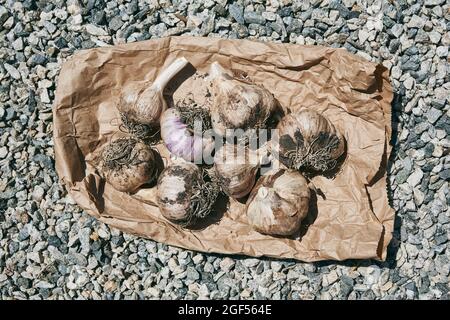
[0,0,449,300]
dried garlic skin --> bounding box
[157,161,200,223]
[214,144,260,199]
[119,83,166,126]
[277,109,345,173]
[118,57,189,126]
[156,161,219,226]
[246,170,310,236]
[102,138,158,193]
[209,62,277,137]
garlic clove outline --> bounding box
[208,62,277,138]
[214,143,270,199]
[160,108,215,163]
[101,137,159,193]
[276,109,346,174]
[246,169,310,236]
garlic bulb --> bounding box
[276,109,345,173]
[208,62,277,138]
[156,160,219,226]
[160,108,215,163]
[246,170,310,236]
[119,57,189,128]
[101,137,159,193]
[214,143,268,199]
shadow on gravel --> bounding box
[383,91,404,269]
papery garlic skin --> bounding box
[157,161,200,223]
[102,139,158,193]
[119,57,189,126]
[246,170,310,236]
[156,160,219,226]
[214,143,267,199]
[276,109,345,173]
[208,62,277,138]
[160,108,215,163]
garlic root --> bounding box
[101,137,159,193]
[156,160,220,226]
[277,109,346,173]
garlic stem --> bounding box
[152,57,189,90]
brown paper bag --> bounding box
[53,36,393,262]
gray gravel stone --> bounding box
[91,10,106,25]
[439,169,450,181]
[415,29,430,43]
[54,37,68,49]
[3,63,20,80]
[108,16,124,32]
[32,186,45,202]
[12,38,24,51]
[426,108,443,124]
[228,4,244,24]
[186,267,200,281]
[390,24,403,38]
[86,24,108,36]
[401,56,420,72]
[0,6,8,25]
[435,46,448,58]
[219,257,235,272]
[0,146,7,159]
[407,15,426,29]
[149,23,166,37]
[407,168,424,187]
[244,11,266,25]
[424,0,445,5]
[44,21,57,34]
[29,54,47,67]
[429,31,441,44]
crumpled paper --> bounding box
[53,36,393,262]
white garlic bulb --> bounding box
[119,57,189,127]
[276,109,346,173]
[101,137,159,193]
[208,62,277,138]
[246,170,310,236]
[156,160,219,226]
[214,143,269,199]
